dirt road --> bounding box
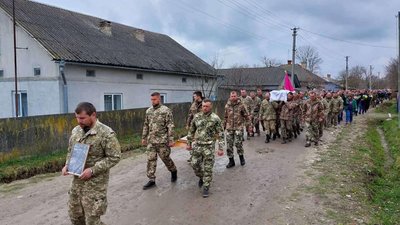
[0,130,331,225]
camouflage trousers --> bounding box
[68,178,108,225]
[226,130,244,158]
[280,119,292,139]
[305,121,320,143]
[330,112,339,126]
[263,120,276,136]
[147,143,177,181]
[252,113,260,134]
[191,143,215,188]
[318,120,325,138]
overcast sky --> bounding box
[35,0,399,77]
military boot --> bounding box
[314,141,319,146]
[265,134,270,143]
[171,170,177,182]
[226,158,235,168]
[143,180,156,190]
[202,186,209,198]
[272,133,277,140]
[239,155,246,166]
[294,132,297,139]
[198,178,203,187]
[281,138,287,144]
[305,141,311,147]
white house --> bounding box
[0,0,217,118]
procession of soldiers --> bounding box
[62,88,391,224]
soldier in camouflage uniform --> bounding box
[240,89,254,139]
[250,91,262,136]
[186,99,225,198]
[330,92,342,127]
[280,92,296,144]
[318,92,329,140]
[259,92,278,143]
[292,92,301,138]
[186,91,203,163]
[304,91,325,147]
[141,92,177,190]
[224,91,250,168]
[257,88,266,131]
[62,102,121,225]
[325,92,333,127]
[298,91,306,131]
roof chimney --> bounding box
[327,74,331,79]
[134,29,145,42]
[287,60,292,65]
[99,20,112,36]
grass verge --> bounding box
[0,127,188,184]
[307,101,399,224]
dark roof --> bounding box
[218,67,290,88]
[0,0,215,75]
[280,64,326,85]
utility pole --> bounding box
[291,27,298,88]
[13,0,18,118]
[397,11,400,127]
[369,65,373,90]
[345,56,349,90]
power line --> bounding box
[301,28,396,49]
[168,0,290,47]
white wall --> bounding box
[65,64,216,111]
[0,8,63,118]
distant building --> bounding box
[0,0,216,118]
[322,74,342,91]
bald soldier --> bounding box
[62,102,121,225]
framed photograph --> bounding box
[67,143,90,176]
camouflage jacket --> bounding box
[224,99,250,131]
[292,99,302,119]
[240,96,253,115]
[251,96,262,114]
[66,120,121,178]
[330,97,342,113]
[259,99,278,121]
[186,100,202,127]
[280,100,296,121]
[142,104,175,144]
[320,98,330,115]
[304,100,324,122]
[187,111,225,149]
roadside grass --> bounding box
[307,101,399,224]
[0,127,188,183]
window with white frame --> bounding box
[104,93,122,111]
[160,93,167,104]
[12,91,28,117]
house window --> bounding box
[104,93,122,111]
[34,67,41,76]
[12,91,28,117]
[182,77,187,83]
[0,70,4,77]
[86,70,96,77]
[160,93,167,104]
[136,73,143,80]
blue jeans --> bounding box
[346,109,353,123]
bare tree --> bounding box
[337,65,368,89]
[191,53,225,99]
[385,57,398,90]
[296,45,323,73]
[260,56,281,67]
